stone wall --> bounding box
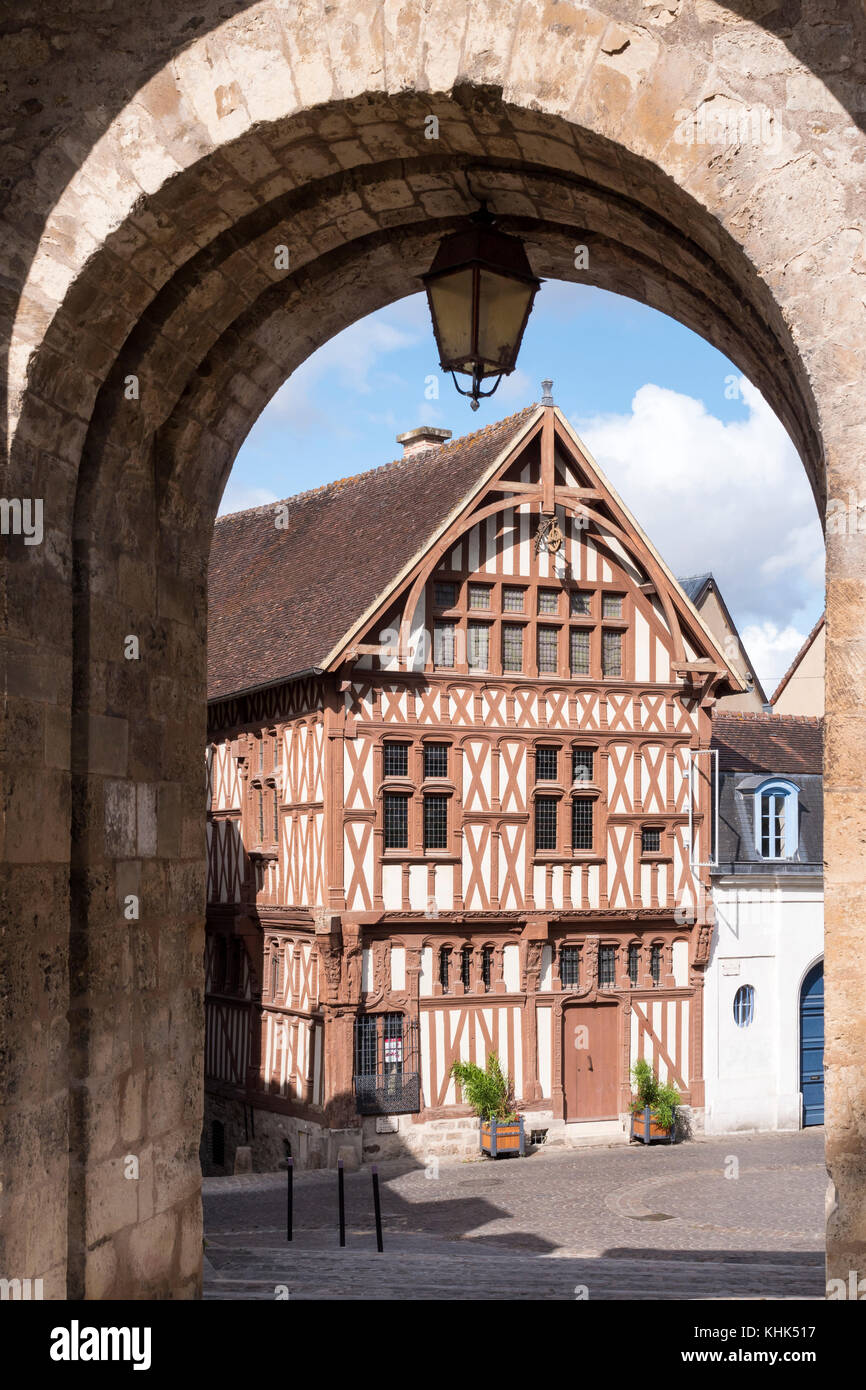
[2,0,865,1297]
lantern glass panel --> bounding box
[476,269,535,374]
[427,267,475,369]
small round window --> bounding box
[733,984,755,1028]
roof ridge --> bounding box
[215,403,539,524]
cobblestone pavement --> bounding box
[203,1129,825,1300]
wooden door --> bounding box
[565,1004,619,1120]
[800,961,824,1126]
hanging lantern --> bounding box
[422,204,541,410]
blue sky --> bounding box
[221,281,824,694]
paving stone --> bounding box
[203,1129,825,1299]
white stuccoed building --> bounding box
[704,713,824,1134]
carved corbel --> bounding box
[312,908,343,1004]
[343,919,365,1005]
[694,923,713,967]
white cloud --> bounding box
[740,621,809,696]
[270,315,423,429]
[573,378,825,667]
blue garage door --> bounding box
[800,961,824,1126]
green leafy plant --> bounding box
[653,1082,681,1133]
[450,1052,517,1122]
[630,1056,657,1109]
[630,1057,679,1131]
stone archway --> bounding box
[2,1,864,1299]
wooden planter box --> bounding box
[630,1103,676,1145]
[480,1116,525,1158]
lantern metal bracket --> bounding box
[450,366,504,411]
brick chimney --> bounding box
[396,426,452,458]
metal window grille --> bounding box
[598,945,616,989]
[502,623,524,671]
[535,746,558,781]
[602,629,622,677]
[461,946,472,990]
[733,984,755,1028]
[650,944,662,985]
[273,788,279,843]
[570,591,591,616]
[434,621,456,668]
[467,622,490,671]
[439,946,450,991]
[257,787,264,843]
[570,628,590,676]
[503,586,525,612]
[353,1014,420,1114]
[628,944,639,986]
[602,593,623,618]
[383,793,409,850]
[424,743,448,779]
[537,625,558,673]
[468,583,491,609]
[538,588,559,614]
[573,747,593,783]
[434,581,457,608]
[424,794,448,850]
[559,945,580,988]
[572,797,593,850]
[481,946,494,989]
[535,796,558,850]
[354,1014,378,1075]
[642,826,661,854]
[383,741,409,777]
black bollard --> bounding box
[286,1156,293,1242]
[338,1158,345,1247]
[371,1165,383,1253]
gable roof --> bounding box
[770,613,825,706]
[712,712,823,775]
[208,406,538,701]
[209,400,746,704]
[675,571,767,705]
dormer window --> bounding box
[755,779,799,859]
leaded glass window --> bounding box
[570,628,590,676]
[535,796,558,851]
[602,629,622,677]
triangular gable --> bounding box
[332,403,743,694]
[770,614,825,706]
[322,406,544,670]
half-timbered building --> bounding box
[203,390,743,1172]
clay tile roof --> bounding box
[712,712,823,775]
[769,613,825,706]
[208,405,539,701]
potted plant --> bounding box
[629,1057,680,1144]
[450,1053,525,1158]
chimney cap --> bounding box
[541,379,554,406]
[396,426,453,457]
